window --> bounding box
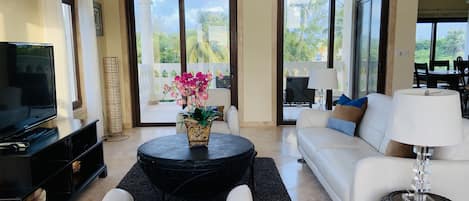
[435,22,466,61]
[62,0,82,109]
[414,23,432,64]
[415,20,468,69]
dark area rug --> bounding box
[117,157,291,201]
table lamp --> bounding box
[387,88,463,201]
[307,68,338,110]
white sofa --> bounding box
[176,88,240,135]
[296,93,469,201]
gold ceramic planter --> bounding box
[184,118,213,148]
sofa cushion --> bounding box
[314,147,382,201]
[326,117,356,136]
[384,140,415,158]
[358,93,393,152]
[332,95,368,125]
[297,127,378,153]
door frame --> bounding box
[352,0,389,98]
[125,0,238,127]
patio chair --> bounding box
[285,77,315,107]
[176,88,240,135]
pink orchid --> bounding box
[167,72,213,109]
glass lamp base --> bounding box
[407,146,434,201]
[401,192,435,201]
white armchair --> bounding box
[176,88,240,135]
[102,185,252,201]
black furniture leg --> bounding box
[250,159,256,192]
[99,166,108,178]
[249,151,257,192]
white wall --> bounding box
[0,0,105,137]
[238,0,277,126]
[386,0,419,95]
[0,0,74,119]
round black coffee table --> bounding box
[137,133,256,199]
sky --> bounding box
[134,0,229,34]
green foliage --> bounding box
[283,0,331,62]
[136,11,229,64]
[162,69,168,78]
[170,70,178,77]
[186,107,221,127]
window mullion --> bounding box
[178,0,187,73]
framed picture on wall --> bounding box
[93,1,104,36]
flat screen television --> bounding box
[0,42,57,140]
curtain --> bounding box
[77,0,105,137]
[41,0,74,119]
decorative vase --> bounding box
[184,118,213,148]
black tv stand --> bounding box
[0,119,107,201]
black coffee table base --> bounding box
[154,151,257,201]
[137,134,257,199]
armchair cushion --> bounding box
[226,185,253,201]
[176,88,239,135]
[207,88,230,120]
[102,188,134,201]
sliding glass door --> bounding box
[277,0,352,124]
[353,0,388,98]
[127,0,237,126]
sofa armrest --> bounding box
[226,106,240,135]
[296,109,332,129]
[352,156,469,201]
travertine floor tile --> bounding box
[76,126,330,201]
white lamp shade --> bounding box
[307,68,338,89]
[387,88,463,147]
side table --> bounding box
[381,190,451,201]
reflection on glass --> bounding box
[283,0,330,121]
[367,0,382,94]
[415,23,432,64]
[134,0,182,123]
[435,22,467,67]
[185,0,231,89]
[356,0,371,98]
[334,0,349,96]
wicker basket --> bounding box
[184,118,213,148]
